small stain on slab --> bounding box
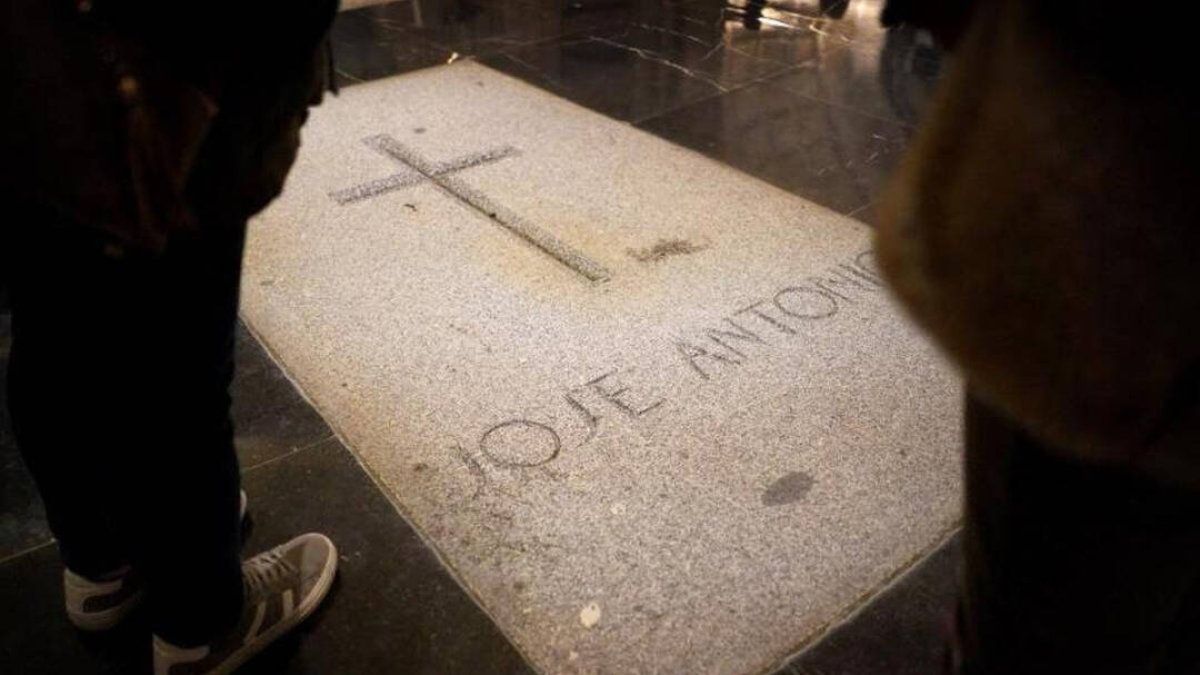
[762,471,815,507]
[627,238,708,263]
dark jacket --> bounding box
[877,0,1199,485]
[1,0,338,253]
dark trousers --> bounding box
[960,393,1200,675]
[3,213,246,646]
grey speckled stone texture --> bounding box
[242,61,962,675]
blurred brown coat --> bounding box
[876,1,1200,485]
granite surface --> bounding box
[242,61,962,675]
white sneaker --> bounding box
[63,490,251,632]
[64,564,144,631]
[152,533,338,675]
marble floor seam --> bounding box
[0,539,56,569]
[240,431,338,475]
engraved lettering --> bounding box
[705,318,767,358]
[480,420,562,468]
[675,339,742,381]
[773,287,839,320]
[586,370,665,418]
[734,301,797,335]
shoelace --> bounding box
[243,546,299,599]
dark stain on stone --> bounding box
[762,471,815,507]
[627,238,709,263]
[413,127,426,134]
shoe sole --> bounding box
[206,534,339,675]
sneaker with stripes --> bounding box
[152,533,338,675]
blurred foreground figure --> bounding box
[878,1,1200,673]
[1,1,340,672]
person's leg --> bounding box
[3,208,245,641]
[137,220,247,646]
[959,392,1200,675]
[145,218,339,675]
[5,217,142,580]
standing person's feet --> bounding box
[152,533,338,675]
[65,491,252,632]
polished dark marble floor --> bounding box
[231,328,334,471]
[773,533,960,675]
[335,0,941,216]
[483,33,740,123]
[332,0,712,86]
[639,72,911,212]
[2,1,956,673]
[774,25,941,125]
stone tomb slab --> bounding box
[242,62,962,674]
